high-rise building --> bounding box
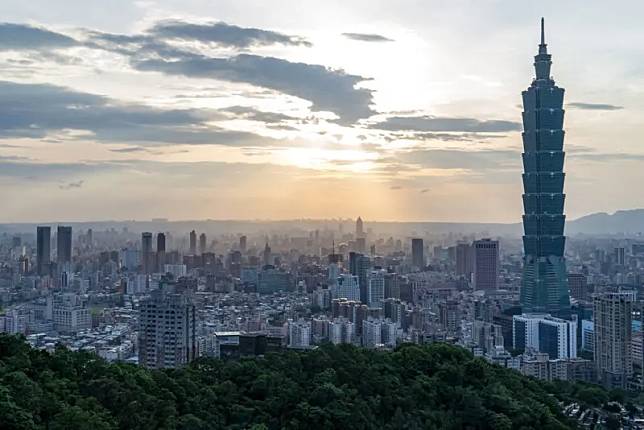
[349,252,371,303]
[519,19,570,317]
[141,232,153,274]
[362,318,382,348]
[366,269,386,308]
[263,242,272,266]
[568,274,588,301]
[513,314,577,359]
[473,239,499,291]
[614,247,626,266]
[332,274,360,302]
[456,243,474,278]
[156,233,166,272]
[411,238,424,268]
[199,233,207,255]
[288,320,311,349]
[356,216,364,238]
[239,235,247,252]
[36,226,51,276]
[56,226,72,266]
[593,292,634,388]
[189,230,197,255]
[138,285,196,369]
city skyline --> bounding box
[0,1,642,222]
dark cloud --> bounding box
[569,152,644,162]
[390,185,403,190]
[372,115,521,133]
[4,21,374,125]
[420,188,430,193]
[567,102,623,111]
[150,20,311,48]
[59,180,84,190]
[133,53,375,124]
[342,33,394,42]
[0,81,279,147]
[0,23,77,50]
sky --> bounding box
[0,0,642,223]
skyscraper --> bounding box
[520,19,570,317]
[456,242,474,278]
[138,285,197,369]
[473,239,499,291]
[189,230,197,255]
[36,226,51,276]
[56,226,72,266]
[239,235,247,252]
[349,252,371,303]
[356,216,364,238]
[593,291,634,388]
[411,238,424,268]
[142,232,153,274]
[199,233,207,255]
[156,233,166,272]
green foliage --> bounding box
[0,335,585,429]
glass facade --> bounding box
[520,19,571,317]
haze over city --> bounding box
[0,0,642,222]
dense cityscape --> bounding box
[1,3,644,429]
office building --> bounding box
[141,232,153,274]
[138,285,197,369]
[332,274,360,302]
[199,233,207,255]
[593,292,634,388]
[513,313,577,359]
[56,226,72,266]
[362,318,382,348]
[239,235,247,252]
[36,226,51,276]
[568,274,588,301]
[189,230,197,255]
[456,242,474,278]
[156,233,166,272]
[473,239,499,291]
[366,269,386,308]
[614,247,626,266]
[519,20,571,317]
[411,238,424,268]
[356,216,364,238]
[349,252,371,303]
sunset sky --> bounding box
[0,0,641,222]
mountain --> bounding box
[568,209,644,235]
[0,334,596,430]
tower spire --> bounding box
[540,17,545,45]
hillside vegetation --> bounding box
[0,335,582,429]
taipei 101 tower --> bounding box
[519,19,571,317]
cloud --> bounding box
[221,105,297,123]
[567,102,623,111]
[395,149,520,170]
[0,22,77,50]
[390,185,403,190]
[372,115,521,132]
[0,80,279,147]
[59,180,84,190]
[342,32,394,42]
[133,53,375,124]
[150,20,311,48]
[420,188,430,193]
[4,21,374,125]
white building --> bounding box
[328,318,355,345]
[381,319,398,348]
[513,314,577,359]
[288,320,311,349]
[362,318,382,348]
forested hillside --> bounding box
[0,335,584,429]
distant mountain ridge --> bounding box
[1,209,644,236]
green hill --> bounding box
[0,334,581,429]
